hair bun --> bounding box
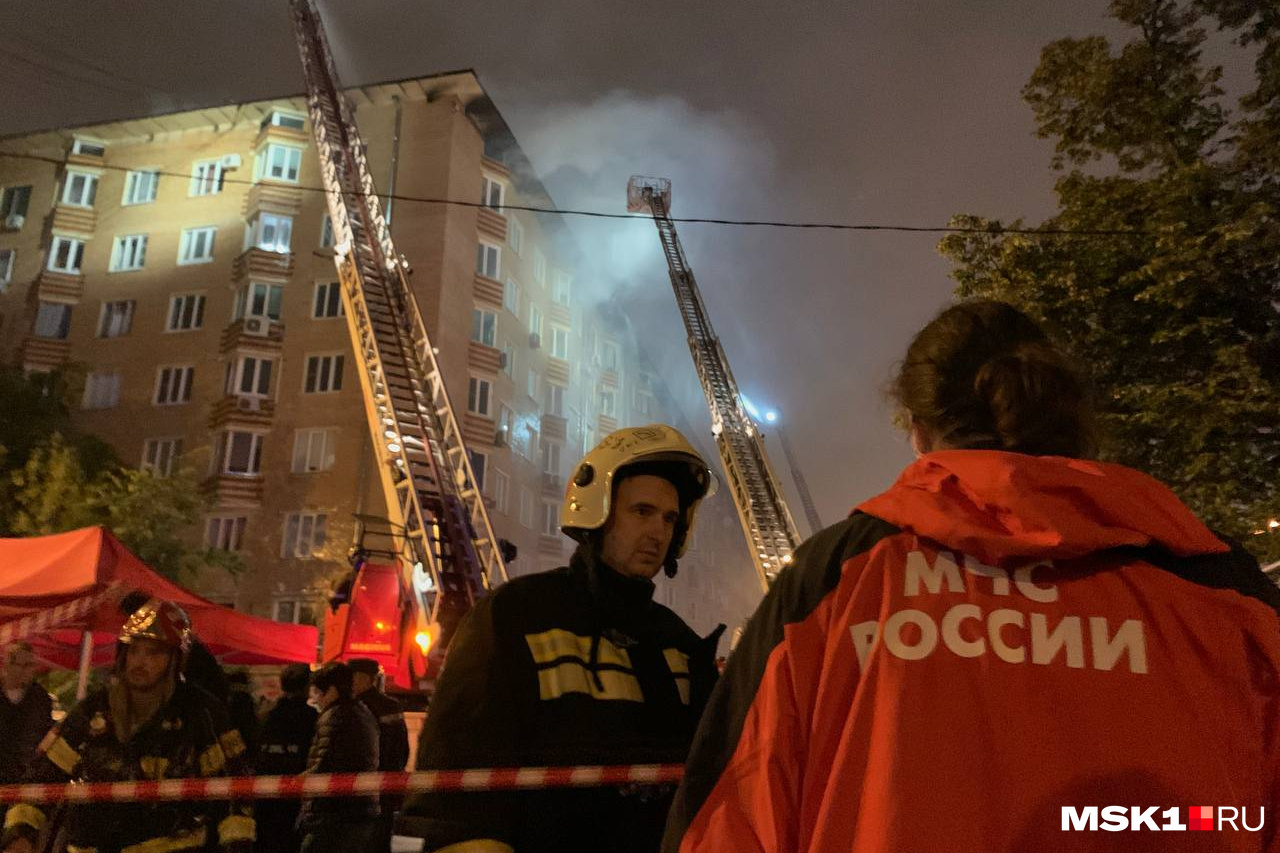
[973,342,1094,456]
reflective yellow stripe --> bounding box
[44,736,81,774]
[218,814,256,844]
[3,803,47,833]
[120,827,207,853]
[524,629,631,669]
[663,648,692,705]
[199,743,226,775]
[218,729,246,759]
[67,846,98,853]
[536,661,643,702]
[140,756,169,779]
[433,840,515,853]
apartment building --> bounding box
[0,71,756,636]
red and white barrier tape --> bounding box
[0,584,125,646]
[0,765,686,804]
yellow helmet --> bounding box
[562,424,717,561]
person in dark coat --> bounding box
[348,659,409,853]
[254,664,317,853]
[225,671,259,762]
[0,642,54,826]
[299,662,379,853]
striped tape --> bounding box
[0,584,126,646]
[0,765,685,804]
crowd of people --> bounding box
[0,300,1276,853]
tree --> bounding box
[0,368,243,582]
[941,0,1280,561]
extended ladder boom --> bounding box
[290,0,506,666]
[627,177,801,590]
[777,425,824,537]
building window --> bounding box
[468,376,492,417]
[259,144,303,183]
[600,339,620,371]
[154,365,194,405]
[503,278,520,316]
[501,342,514,378]
[0,249,14,291]
[313,281,344,318]
[508,217,523,254]
[497,404,514,443]
[71,138,106,157]
[292,427,336,473]
[476,242,500,279]
[600,389,617,417]
[123,170,159,205]
[519,487,533,528]
[261,110,306,131]
[481,175,504,210]
[529,304,543,339]
[540,440,561,476]
[234,282,284,321]
[227,355,274,397]
[142,438,182,477]
[304,354,344,393]
[167,294,206,332]
[1,185,31,223]
[533,249,546,285]
[471,309,496,347]
[545,383,566,417]
[190,159,226,196]
[282,512,327,558]
[109,234,147,272]
[97,300,135,338]
[541,501,560,537]
[34,301,72,339]
[635,389,654,418]
[469,449,487,492]
[489,468,510,514]
[82,372,121,410]
[320,214,334,248]
[527,368,539,402]
[179,227,216,265]
[61,170,98,207]
[48,236,85,274]
[221,431,264,475]
[206,516,247,551]
[248,213,293,253]
[553,271,572,306]
[550,326,570,360]
[273,599,317,625]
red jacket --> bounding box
[664,451,1280,853]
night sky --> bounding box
[0,0,1143,524]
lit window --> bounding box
[259,144,303,183]
[179,227,216,265]
[313,281,344,318]
[292,427,337,473]
[468,376,492,416]
[61,171,98,207]
[34,301,72,339]
[166,294,205,332]
[220,431,264,475]
[471,309,497,347]
[142,438,183,476]
[82,372,120,410]
[476,243,500,279]
[206,516,247,551]
[123,170,159,205]
[109,234,148,272]
[97,300,135,338]
[304,354,344,393]
[282,513,328,558]
[154,365,195,405]
[190,160,226,196]
[249,213,293,253]
[48,236,85,274]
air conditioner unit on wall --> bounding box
[243,316,270,336]
[220,154,242,169]
[237,396,261,412]
[493,428,509,447]
[3,214,24,230]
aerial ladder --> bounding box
[290,0,507,688]
[775,423,825,537]
[627,177,802,591]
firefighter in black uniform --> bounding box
[403,424,725,853]
[0,599,254,853]
[348,659,409,853]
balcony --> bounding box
[541,473,565,497]
[34,270,84,302]
[233,247,294,282]
[51,204,95,235]
[540,413,566,442]
[600,368,619,387]
[202,473,265,507]
[473,274,503,307]
[548,302,571,327]
[244,181,303,218]
[253,122,310,152]
[598,414,618,434]
[20,336,71,370]
[208,394,275,429]
[545,358,570,386]
[468,341,503,374]
[221,318,285,354]
[476,206,507,243]
[462,411,496,447]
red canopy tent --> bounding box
[0,526,317,669]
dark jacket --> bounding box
[359,688,409,811]
[663,451,1280,853]
[300,695,379,823]
[404,547,722,853]
[1,680,253,853]
[0,682,54,784]
[256,694,318,776]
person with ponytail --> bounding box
[663,300,1279,853]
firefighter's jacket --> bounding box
[404,547,723,853]
[1,680,254,853]
[663,450,1280,853]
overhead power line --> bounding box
[0,149,1149,237]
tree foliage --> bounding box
[941,0,1280,561]
[0,367,243,582]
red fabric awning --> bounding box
[0,526,317,667]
